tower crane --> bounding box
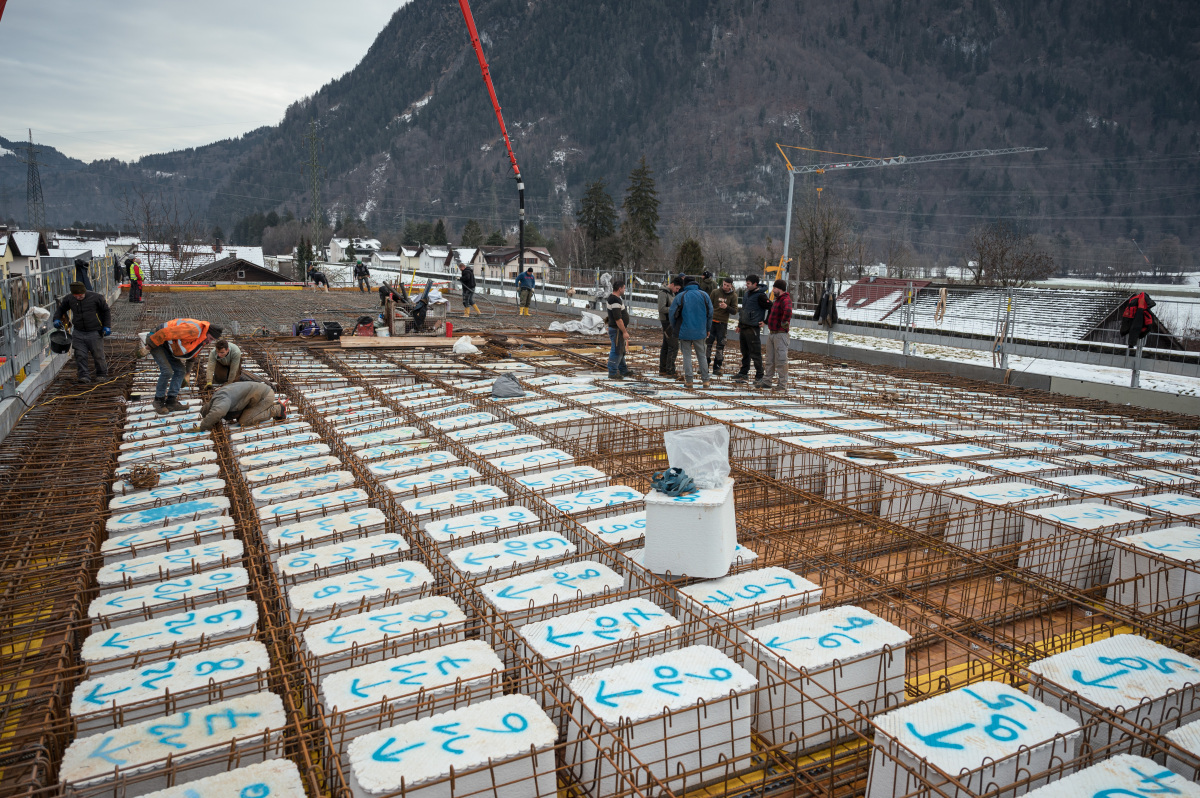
[766,144,1046,283]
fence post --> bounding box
[1131,337,1144,389]
[1000,288,1013,370]
[902,281,912,357]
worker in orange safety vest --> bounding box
[140,318,223,414]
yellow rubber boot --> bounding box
[463,307,470,317]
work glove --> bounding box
[53,319,62,330]
[102,327,111,337]
[204,381,213,389]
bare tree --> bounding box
[969,221,1055,287]
[701,232,749,277]
[790,194,853,304]
[121,187,208,280]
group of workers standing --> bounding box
[456,262,538,318]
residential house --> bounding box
[180,257,289,283]
[481,246,553,282]
[329,237,382,262]
[5,231,49,276]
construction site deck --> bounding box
[3,286,1200,798]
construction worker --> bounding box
[197,382,287,431]
[142,318,222,414]
[707,276,738,378]
[656,277,681,376]
[206,339,251,386]
[308,266,330,292]
[53,281,111,384]
[605,278,631,380]
[353,260,371,292]
[757,280,793,391]
[515,267,536,316]
[698,270,717,294]
[670,275,714,389]
[458,261,480,317]
[126,257,144,303]
[732,275,770,384]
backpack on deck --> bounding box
[355,315,376,336]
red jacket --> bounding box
[766,291,793,332]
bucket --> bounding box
[445,321,453,338]
[50,330,71,354]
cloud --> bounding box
[0,0,404,162]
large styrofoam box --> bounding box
[96,539,243,592]
[265,507,388,550]
[106,496,231,534]
[243,456,343,484]
[70,641,271,733]
[1131,468,1200,488]
[1027,634,1200,750]
[942,481,1066,551]
[302,595,466,669]
[321,639,505,720]
[623,543,758,585]
[748,606,910,753]
[233,431,320,455]
[878,464,993,533]
[60,691,285,790]
[1020,502,1158,589]
[643,477,736,578]
[775,434,872,494]
[823,448,929,507]
[251,471,356,507]
[118,431,210,453]
[357,440,436,463]
[1108,526,1200,627]
[238,443,332,470]
[288,561,436,624]
[428,411,497,431]
[274,533,409,584]
[519,598,680,668]
[1044,473,1145,497]
[446,531,575,580]
[677,567,822,629]
[582,510,646,548]
[344,426,426,451]
[423,505,540,543]
[866,681,1082,798]
[102,516,237,565]
[1125,492,1200,521]
[87,567,250,630]
[111,464,221,495]
[347,693,558,798]
[228,420,312,443]
[1023,754,1200,798]
[138,759,307,798]
[443,422,519,442]
[566,645,757,797]
[1166,718,1200,782]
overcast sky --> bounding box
[1,0,403,162]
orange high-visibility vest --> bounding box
[148,318,211,359]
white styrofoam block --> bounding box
[1131,468,1199,487]
[338,418,406,437]
[1125,492,1200,518]
[60,691,285,788]
[423,505,540,542]
[1073,439,1136,450]
[344,427,424,450]
[96,540,243,589]
[736,420,823,435]
[358,440,435,461]
[102,516,237,561]
[661,398,731,410]
[567,646,757,794]
[106,497,231,534]
[347,693,558,798]
[775,406,845,419]
[583,511,646,546]
[80,600,258,664]
[780,433,873,450]
[700,408,777,423]
[515,465,607,493]
[1020,502,1157,589]
[481,561,624,617]
[749,606,909,752]
[1023,754,1200,798]
[327,407,390,426]
[321,639,505,718]
[1063,454,1127,468]
[118,431,209,452]
[233,432,320,455]
[643,477,735,578]
[288,561,435,616]
[444,422,519,441]
[302,596,466,659]
[1131,450,1200,466]
[519,598,679,661]
[258,489,370,526]
[525,408,593,426]
[597,401,667,417]
[400,485,507,517]
[678,566,821,628]
[447,531,575,575]
[1166,719,1200,782]
[228,421,312,442]
[464,434,547,457]
[71,640,270,720]
[88,567,249,621]
[882,464,993,486]
[624,543,758,576]
[252,471,356,506]
[506,398,564,415]
[1108,525,1200,626]
[238,443,332,470]
[275,533,408,577]
[366,450,458,477]
[429,411,496,431]
[113,451,216,477]
[243,456,343,484]
[1044,473,1144,495]
[384,466,482,496]
[975,457,1063,475]
[865,430,943,445]
[111,464,221,495]
[547,485,643,514]
[866,681,1082,798]
[138,759,307,798]
[1028,634,1200,746]
[943,481,1067,550]
[488,448,574,474]
[266,507,387,549]
[413,401,474,418]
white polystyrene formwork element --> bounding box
[302,595,466,659]
[583,511,646,546]
[80,600,258,664]
[275,533,408,577]
[677,566,822,628]
[643,477,735,578]
[1020,502,1157,590]
[358,441,435,461]
[1166,718,1200,782]
[96,540,243,589]
[524,408,593,426]
[107,478,227,512]
[567,391,626,406]
[251,471,357,506]
[265,508,388,549]
[118,431,209,452]
[321,639,505,718]
[228,421,312,443]
[480,561,624,617]
[112,464,221,495]
[1072,439,1135,450]
[70,640,270,718]
[413,402,479,418]
[942,481,1067,551]
[1028,633,1200,749]
[661,398,732,410]
[882,464,993,487]
[338,419,405,437]
[447,531,575,575]
[443,422,519,442]
[238,443,332,470]
[88,567,249,621]
[597,401,665,417]
[326,407,389,426]
[1125,493,1200,519]
[102,516,237,560]
[257,489,371,526]
[736,420,823,435]
[915,443,999,458]
[1108,526,1200,627]
[515,465,607,493]
[106,497,232,534]
[624,543,758,575]
[1023,754,1200,798]
[1044,473,1144,496]
[423,505,540,542]
[344,427,424,450]
[547,485,644,514]
[822,417,892,431]
[429,411,496,431]
[974,458,1062,475]
[488,448,574,474]
[59,691,286,788]
[113,451,216,478]
[506,399,563,415]
[400,485,507,517]
[865,430,943,445]
[288,561,436,616]
[242,456,343,484]
[567,645,757,796]
[519,598,679,660]
[384,466,482,496]
[347,693,558,798]
[464,434,547,457]
[780,434,874,450]
[748,606,909,752]
[775,406,845,419]
[233,432,321,455]
[1131,469,1199,487]
[367,450,458,477]
[866,681,1082,798]
[137,759,307,798]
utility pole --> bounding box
[25,129,46,235]
[305,121,322,282]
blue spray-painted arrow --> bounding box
[494,584,540,601]
[544,627,583,648]
[88,735,138,765]
[594,680,642,708]
[350,678,390,699]
[372,738,426,763]
[100,630,160,650]
[463,550,500,567]
[82,683,133,706]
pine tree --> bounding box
[675,239,705,275]
[577,180,617,246]
[461,219,484,247]
[486,230,508,246]
[622,157,660,272]
[431,219,448,245]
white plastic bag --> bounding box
[663,425,730,489]
[452,335,479,354]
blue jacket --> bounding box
[670,283,714,341]
[515,273,536,290]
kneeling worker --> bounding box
[142,318,221,414]
[197,382,288,431]
[206,339,250,386]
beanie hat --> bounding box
[69,282,86,294]
[773,279,787,291]
[208,324,224,340]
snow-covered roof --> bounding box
[454,247,480,263]
[332,237,382,251]
[47,247,93,260]
[374,253,404,263]
[9,231,45,257]
[421,246,450,258]
[399,246,418,257]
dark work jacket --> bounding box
[459,267,477,291]
[1119,292,1157,347]
[738,286,770,327]
[53,291,110,332]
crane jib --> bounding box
[458,0,521,180]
